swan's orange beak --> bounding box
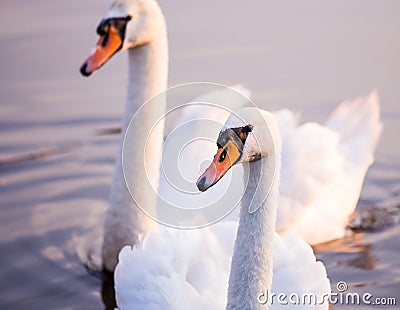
[80,28,123,76]
[197,147,236,192]
[80,16,131,77]
[197,125,253,192]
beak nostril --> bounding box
[197,176,207,192]
[101,32,110,48]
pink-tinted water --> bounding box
[0,0,399,309]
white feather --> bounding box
[115,226,330,309]
[276,91,383,244]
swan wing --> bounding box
[276,92,382,244]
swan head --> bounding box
[80,0,165,76]
[197,107,279,192]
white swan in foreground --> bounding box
[80,0,382,271]
[115,108,330,309]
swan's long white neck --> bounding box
[227,139,281,309]
[102,22,168,272]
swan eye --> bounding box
[219,149,227,163]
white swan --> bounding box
[81,0,169,271]
[80,0,383,272]
[115,108,330,309]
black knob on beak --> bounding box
[197,176,207,192]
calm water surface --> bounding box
[0,0,399,309]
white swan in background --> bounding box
[81,0,169,272]
[80,0,383,271]
[115,108,330,309]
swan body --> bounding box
[116,228,330,309]
[115,108,330,309]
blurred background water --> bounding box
[0,0,399,309]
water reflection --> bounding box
[314,232,376,270]
[101,270,117,310]
[79,243,116,309]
